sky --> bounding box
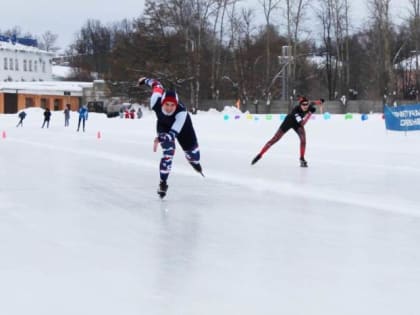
[1,0,145,51]
[1,106,420,314]
[0,0,413,52]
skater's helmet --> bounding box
[161,90,179,115]
[299,97,309,106]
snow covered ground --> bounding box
[1,107,420,315]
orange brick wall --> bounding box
[0,93,4,113]
[0,93,80,113]
[17,94,80,111]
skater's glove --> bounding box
[308,104,316,113]
[138,77,147,86]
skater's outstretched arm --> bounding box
[138,77,164,109]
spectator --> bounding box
[137,107,143,119]
[266,92,272,113]
[254,98,259,114]
[64,104,71,127]
[340,95,347,108]
[77,104,88,132]
[41,108,51,128]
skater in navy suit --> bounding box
[138,77,203,198]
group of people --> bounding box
[138,76,324,199]
[15,79,323,199]
[121,107,143,119]
[16,104,89,131]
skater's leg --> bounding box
[251,129,286,164]
[159,136,175,182]
[184,146,203,174]
[295,127,308,166]
[77,117,81,131]
[295,127,306,160]
[157,136,175,197]
[260,129,285,155]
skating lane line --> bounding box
[9,138,419,218]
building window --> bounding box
[54,99,62,110]
[34,60,38,72]
[15,59,19,71]
[4,57,7,70]
[9,58,13,70]
[23,60,27,71]
[42,61,46,73]
[25,97,34,108]
[40,98,48,108]
[29,60,32,72]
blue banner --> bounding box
[384,104,420,131]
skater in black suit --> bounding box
[251,97,322,167]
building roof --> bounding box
[0,40,54,55]
[0,81,93,96]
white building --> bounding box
[0,38,54,82]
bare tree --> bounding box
[408,0,420,94]
[316,0,350,99]
[144,0,219,109]
[368,0,394,97]
[1,26,22,37]
[258,0,282,86]
[38,31,60,52]
[284,0,310,96]
[69,19,112,78]
[209,0,232,100]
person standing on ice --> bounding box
[41,108,51,128]
[77,104,88,132]
[138,76,203,198]
[64,104,71,127]
[251,96,322,167]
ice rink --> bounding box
[1,108,420,315]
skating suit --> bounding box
[152,100,198,151]
[279,105,307,132]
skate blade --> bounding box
[251,154,261,165]
[157,191,167,199]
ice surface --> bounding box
[1,108,420,315]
